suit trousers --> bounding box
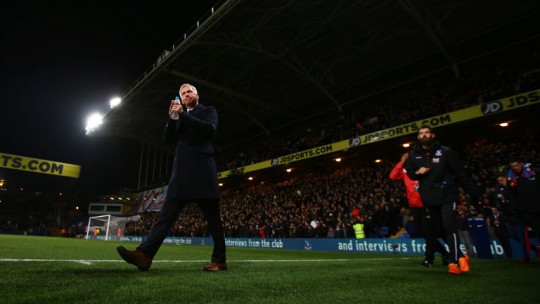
[137,197,226,263]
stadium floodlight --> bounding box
[85,112,103,135]
[109,97,122,109]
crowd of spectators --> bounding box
[124,128,539,240]
[0,210,48,236]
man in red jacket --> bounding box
[390,153,449,267]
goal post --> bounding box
[85,214,127,241]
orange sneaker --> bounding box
[459,256,470,272]
[448,263,461,275]
[464,254,470,262]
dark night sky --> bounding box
[1,0,218,196]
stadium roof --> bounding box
[97,0,540,151]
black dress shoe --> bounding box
[117,246,152,271]
[202,262,227,272]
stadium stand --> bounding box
[123,129,540,239]
[0,204,49,236]
[215,40,540,171]
[90,0,540,190]
[120,38,540,238]
[3,1,540,241]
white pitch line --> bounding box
[0,257,414,265]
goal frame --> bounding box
[85,214,119,241]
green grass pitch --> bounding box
[0,235,539,304]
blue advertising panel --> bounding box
[467,217,493,259]
[117,236,521,259]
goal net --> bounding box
[85,215,128,241]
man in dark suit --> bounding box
[117,83,227,272]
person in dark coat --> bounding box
[117,83,227,272]
[390,153,449,266]
[507,156,540,261]
[406,125,479,275]
[489,175,530,260]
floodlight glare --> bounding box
[85,112,103,135]
[110,97,122,109]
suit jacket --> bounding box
[163,103,220,201]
